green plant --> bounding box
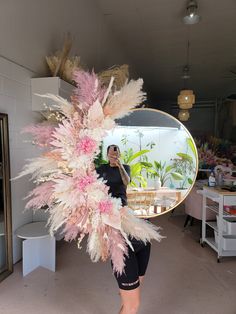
[172,153,195,188]
[120,132,155,188]
[121,148,152,187]
[171,137,197,189]
[94,142,107,168]
[151,161,183,186]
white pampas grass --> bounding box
[121,208,164,243]
[87,231,102,262]
[13,157,58,181]
[47,203,68,235]
[103,79,146,119]
[35,94,75,118]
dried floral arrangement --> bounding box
[17,70,163,274]
[98,64,129,90]
[46,34,82,85]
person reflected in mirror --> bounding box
[96,145,151,314]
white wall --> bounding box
[0,0,129,263]
[0,57,41,263]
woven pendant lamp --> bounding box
[177,89,195,109]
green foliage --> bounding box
[151,161,183,186]
[94,142,107,168]
[121,149,152,187]
[187,137,198,159]
[172,152,195,189]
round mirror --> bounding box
[102,108,198,218]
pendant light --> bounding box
[177,41,195,121]
[178,109,190,121]
[183,0,201,25]
[178,89,195,109]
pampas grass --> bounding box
[45,33,82,84]
[103,79,146,119]
[98,64,129,90]
[121,208,164,243]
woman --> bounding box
[97,144,151,314]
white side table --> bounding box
[16,221,56,276]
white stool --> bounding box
[16,221,56,276]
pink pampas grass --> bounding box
[108,228,128,275]
[25,181,54,210]
[22,124,55,147]
[73,70,106,108]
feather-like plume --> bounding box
[121,208,165,243]
[13,157,58,181]
[108,228,128,275]
[103,79,146,119]
[35,94,75,118]
[73,70,106,107]
[87,231,102,263]
[25,181,54,210]
[22,124,55,146]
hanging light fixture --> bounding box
[178,89,195,109]
[183,0,201,25]
[178,109,190,122]
[177,40,195,121]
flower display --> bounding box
[17,69,163,274]
[196,137,234,169]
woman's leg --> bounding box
[112,247,140,313]
[119,286,141,314]
[137,242,151,286]
[139,276,144,285]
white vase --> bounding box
[155,178,161,189]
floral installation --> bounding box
[16,69,163,274]
[195,136,234,169]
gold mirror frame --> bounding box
[0,113,13,282]
[108,108,199,218]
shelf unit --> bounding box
[201,186,236,262]
[31,77,74,111]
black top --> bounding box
[96,163,131,206]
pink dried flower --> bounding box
[76,175,96,191]
[76,136,97,154]
[98,199,113,214]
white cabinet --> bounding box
[201,186,236,262]
[31,77,74,111]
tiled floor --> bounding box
[0,213,236,314]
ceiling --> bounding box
[96,0,236,103]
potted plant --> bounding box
[151,160,183,187]
[171,153,195,189]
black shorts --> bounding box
[112,239,151,291]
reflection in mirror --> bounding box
[102,109,198,218]
[0,113,13,282]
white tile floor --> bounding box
[0,213,236,314]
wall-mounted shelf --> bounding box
[31,77,74,111]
